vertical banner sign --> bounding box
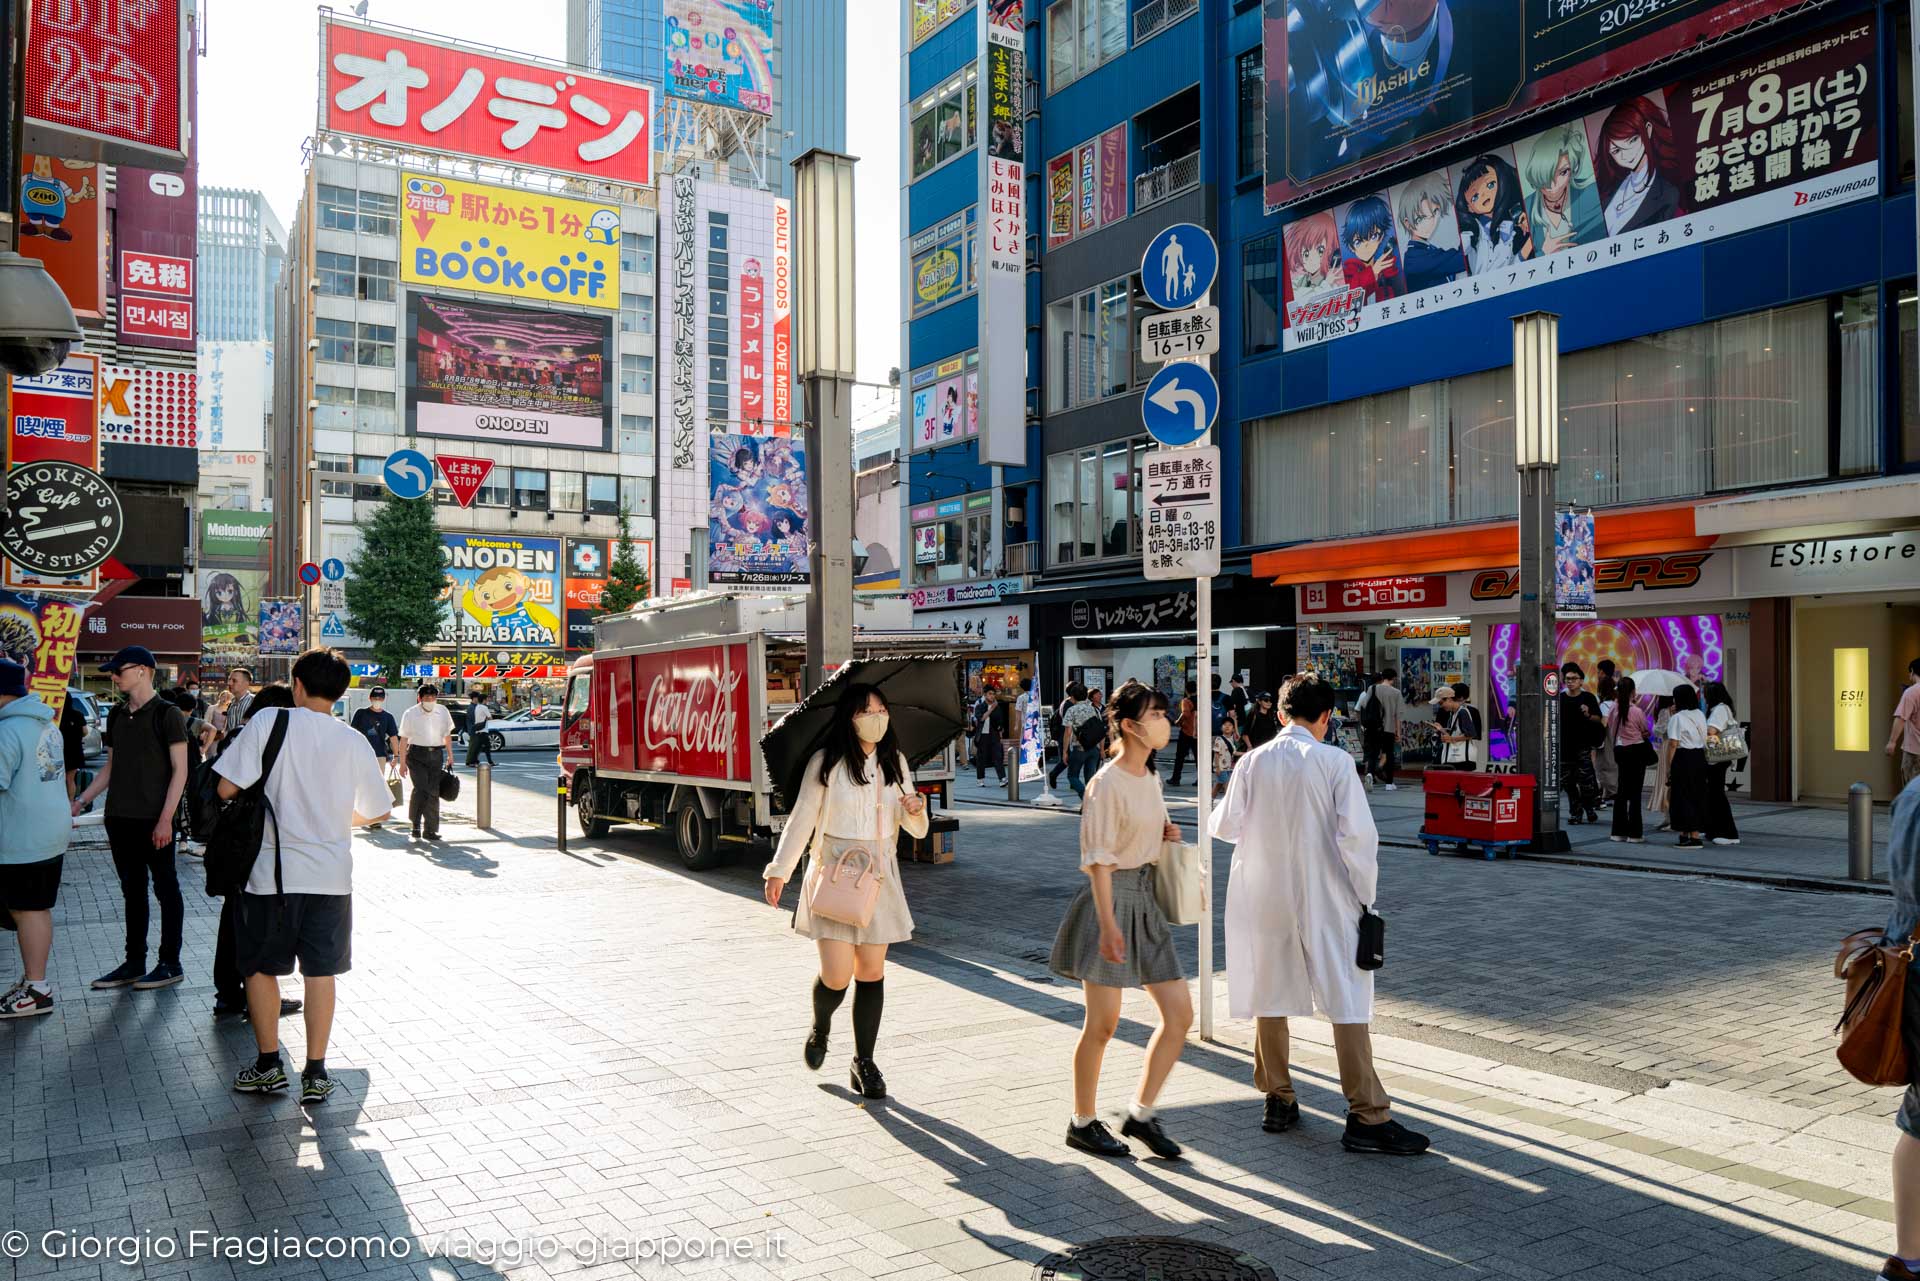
[771,198,792,430]
[740,259,766,429]
[1020,668,1044,783]
[116,163,200,353]
[28,599,81,721]
[1554,508,1597,619]
[708,431,810,585]
[670,175,698,469]
[977,1,1026,467]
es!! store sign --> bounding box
[401,173,621,311]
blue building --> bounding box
[905,0,1920,805]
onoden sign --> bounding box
[401,173,622,312]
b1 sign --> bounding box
[1142,447,1221,582]
[1300,575,1449,615]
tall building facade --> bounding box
[198,187,286,343]
[904,0,1920,808]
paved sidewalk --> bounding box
[0,796,1899,1281]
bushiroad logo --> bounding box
[1793,176,1872,207]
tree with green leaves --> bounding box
[599,505,651,616]
[344,491,446,681]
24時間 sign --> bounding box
[321,16,654,187]
[401,173,621,311]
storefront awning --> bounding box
[1692,475,1920,545]
[1250,504,1710,586]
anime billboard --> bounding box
[708,432,809,586]
[201,569,266,665]
[664,0,775,115]
[1280,16,1878,351]
[1262,0,1818,211]
[439,535,563,649]
[257,600,303,656]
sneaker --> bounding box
[1383,783,1398,791]
[1712,837,1740,846]
[132,962,184,990]
[1341,1116,1432,1155]
[1608,835,1624,843]
[91,960,145,989]
[1120,1114,1182,1159]
[1263,1094,1301,1132]
[233,1061,289,1093]
[1676,837,1704,849]
[299,1073,338,1105]
[1065,1117,1130,1158]
[0,982,52,1018]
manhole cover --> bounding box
[1033,1236,1278,1281]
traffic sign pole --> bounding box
[1194,284,1215,1046]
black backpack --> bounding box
[1359,689,1386,732]
[202,710,289,896]
[1075,708,1108,752]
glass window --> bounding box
[351,455,387,501]
[1046,274,1136,412]
[1243,233,1279,356]
[357,190,397,237]
[357,257,395,302]
[586,474,621,516]
[356,322,394,368]
[619,292,653,334]
[620,232,654,276]
[356,387,397,432]
[910,508,992,585]
[1903,286,1920,467]
[618,414,654,455]
[621,476,652,517]
[1049,0,1127,90]
[550,470,584,513]
[314,383,354,429]
[1237,48,1265,180]
[512,468,549,510]
[474,470,510,507]
[1900,15,1915,188]
[316,453,352,497]
[318,185,356,232]
[315,317,353,364]
[909,65,977,180]
[316,250,354,297]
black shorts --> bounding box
[235,892,352,978]
[0,856,64,918]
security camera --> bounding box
[0,251,83,379]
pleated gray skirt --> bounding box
[1048,864,1184,989]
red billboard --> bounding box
[22,0,188,166]
[321,17,655,187]
[17,156,104,318]
[7,352,100,467]
[740,260,766,428]
[1300,574,1448,615]
[632,642,751,782]
[116,159,198,352]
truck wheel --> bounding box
[674,804,722,870]
[574,773,610,837]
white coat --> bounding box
[1209,723,1379,1022]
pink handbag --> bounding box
[806,839,886,929]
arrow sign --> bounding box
[1141,222,1218,312]
[382,448,434,500]
[435,453,495,508]
[1140,362,1219,448]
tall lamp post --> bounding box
[1512,311,1569,853]
[792,149,858,694]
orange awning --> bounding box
[1251,504,1712,586]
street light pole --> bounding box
[792,149,858,693]
[1513,312,1569,853]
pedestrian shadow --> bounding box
[404,838,499,878]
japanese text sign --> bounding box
[435,454,496,508]
[118,249,191,297]
[1142,447,1221,581]
[401,172,621,311]
[29,599,82,720]
[8,352,99,468]
[22,0,188,165]
[321,17,654,187]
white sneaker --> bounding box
[0,981,52,1018]
[1609,836,1624,843]
[1711,837,1740,846]
[1383,783,1398,791]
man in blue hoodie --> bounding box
[0,659,73,1018]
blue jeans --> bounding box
[1066,744,1095,794]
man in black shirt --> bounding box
[71,647,191,990]
[349,688,401,829]
[1245,691,1280,748]
[1558,663,1603,824]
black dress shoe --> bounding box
[1065,1118,1130,1158]
[1341,1116,1431,1155]
[849,1056,887,1099]
[279,998,303,1016]
[1262,1094,1301,1133]
[803,1030,827,1070]
[1119,1114,1182,1159]
[212,1000,246,1018]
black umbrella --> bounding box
[760,654,969,806]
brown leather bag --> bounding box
[1835,927,1919,1087]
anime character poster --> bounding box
[439,536,563,648]
[1330,189,1405,304]
[1515,121,1606,256]
[201,569,266,662]
[1281,210,1341,309]
[1398,648,1432,703]
[1555,508,1597,619]
[1385,167,1465,294]
[709,431,810,585]
[1452,146,1533,274]
[1585,90,1688,238]
[257,600,303,656]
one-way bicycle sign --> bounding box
[1142,446,1220,581]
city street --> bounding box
[0,756,1896,1279]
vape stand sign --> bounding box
[1,461,123,576]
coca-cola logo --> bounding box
[642,668,743,763]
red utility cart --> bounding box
[1419,771,1536,860]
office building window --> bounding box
[1243,233,1279,356]
[620,353,654,396]
[586,473,621,515]
[357,257,396,302]
[620,231,655,276]
[318,185,357,232]
[911,503,992,585]
[352,455,387,500]
[1045,275,1133,412]
[621,476,652,518]
[357,387,397,432]
[314,383,355,429]
[550,470,584,513]
[316,453,353,497]
[618,414,654,455]
[1237,48,1264,180]
[909,64,978,180]
[357,190,397,237]
[356,323,395,368]
[512,468,549,510]
[1047,0,1126,91]
[315,317,354,364]
[620,292,653,334]
[1045,436,1151,564]
[316,250,354,297]
[475,470,510,507]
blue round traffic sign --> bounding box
[298,562,322,586]
[1140,362,1220,448]
[1141,222,1217,312]
[382,448,434,500]
[321,557,346,581]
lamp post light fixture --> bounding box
[792,148,859,693]
[1512,311,1569,853]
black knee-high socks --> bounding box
[811,977,847,1036]
[852,978,883,1059]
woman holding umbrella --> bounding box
[763,684,930,1100]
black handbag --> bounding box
[203,710,289,896]
[438,769,460,802]
[1357,905,1386,971]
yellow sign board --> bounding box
[400,173,621,312]
[1834,647,1871,751]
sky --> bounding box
[196,0,902,387]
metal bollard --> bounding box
[1848,781,1874,881]
[476,763,492,829]
[557,776,569,854]
[1006,738,1020,803]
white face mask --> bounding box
[854,711,890,743]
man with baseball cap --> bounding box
[0,658,73,1017]
[72,646,192,991]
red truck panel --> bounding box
[609,641,753,783]
[592,655,636,775]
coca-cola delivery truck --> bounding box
[557,592,971,870]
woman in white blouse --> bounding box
[1663,684,1710,849]
[1702,682,1741,846]
[764,685,929,1100]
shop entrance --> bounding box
[1297,620,1472,768]
[1795,596,1920,800]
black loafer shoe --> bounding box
[1065,1118,1130,1158]
[803,1030,827,1070]
[849,1056,887,1099]
[279,998,303,1016]
[1120,1115,1182,1159]
[1262,1095,1301,1133]
[1341,1116,1431,1155]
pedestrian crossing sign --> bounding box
[320,612,347,639]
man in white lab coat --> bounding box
[1210,674,1431,1156]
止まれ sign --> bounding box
[2,461,123,575]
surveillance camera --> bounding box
[0,251,83,379]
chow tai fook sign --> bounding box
[21,0,190,166]
[320,16,654,187]
[1300,575,1446,616]
[400,172,621,312]
[1275,17,1879,352]
[630,641,752,783]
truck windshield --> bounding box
[563,676,590,723]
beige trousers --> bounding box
[1254,1016,1391,1125]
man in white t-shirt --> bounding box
[398,683,454,841]
[215,648,389,1104]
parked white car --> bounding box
[478,704,563,752]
